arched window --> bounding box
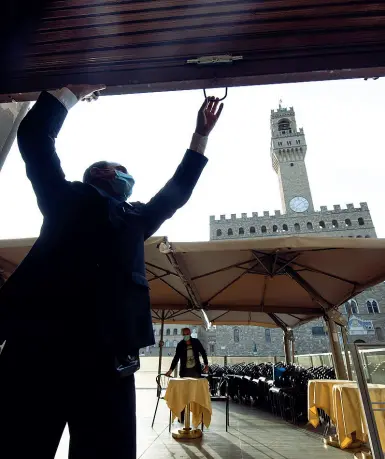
[239,227,244,235]
[345,299,358,315]
[166,328,170,336]
[216,229,222,237]
[278,118,290,132]
[376,328,384,341]
[365,235,371,238]
[250,226,256,234]
[358,217,365,226]
[265,329,271,343]
[261,226,267,233]
[332,220,339,228]
[173,328,177,335]
[282,224,288,232]
[165,340,170,348]
[173,340,178,347]
[307,222,313,230]
[345,219,352,227]
[357,235,362,238]
[234,328,240,343]
[273,225,278,233]
[294,223,300,232]
[367,300,380,314]
[319,221,325,229]
[228,228,233,236]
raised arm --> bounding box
[17,90,73,216]
[141,97,224,239]
[17,85,104,216]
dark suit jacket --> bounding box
[0,92,208,354]
[170,338,208,377]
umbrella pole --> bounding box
[325,315,348,380]
[157,311,165,397]
[283,331,292,364]
[341,325,353,380]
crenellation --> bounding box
[360,202,369,211]
[220,214,226,221]
[275,210,281,216]
[333,205,341,211]
[241,213,247,219]
[347,203,354,210]
[320,206,327,212]
[263,211,270,217]
[252,212,258,218]
[230,213,236,221]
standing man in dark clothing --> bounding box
[0,85,223,459]
[166,327,209,378]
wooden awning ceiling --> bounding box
[1,0,385,102]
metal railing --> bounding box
[350,344,385,459]
[136,351,385,389]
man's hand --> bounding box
[165,370,172,377]
[195,97,224,137]
[66,84,106,102]
[203,365,209,374]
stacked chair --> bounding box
[205,362,335,426]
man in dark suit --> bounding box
[166,327,209,378]
[0,85,223,459]
[165,327,209,423]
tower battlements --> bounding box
[209,202,369,223]
[271,107,295,118]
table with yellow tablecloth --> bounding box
[308,380,385,450]
[333,383,385,450]
[308,379,351,427]
[164,378,212,438]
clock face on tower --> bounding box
[289,197,309,212]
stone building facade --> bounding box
[207,104,385,358]
[140,323,204,357]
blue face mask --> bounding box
[109,170,135,201]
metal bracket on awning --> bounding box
[187,54,243,66]
[203,87,228,101]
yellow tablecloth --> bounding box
[164,378,212,428]
[333,383,385,450]
[308,379,351,427]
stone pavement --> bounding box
[55,389,353,459]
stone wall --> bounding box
[210,203,376,241]
[205,283,385,357]
[141,323,205,356]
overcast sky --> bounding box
[1,78,384,241]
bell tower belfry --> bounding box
[270,104,314,214]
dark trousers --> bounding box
[0,336,136,459]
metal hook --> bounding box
[203,87,228,101]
